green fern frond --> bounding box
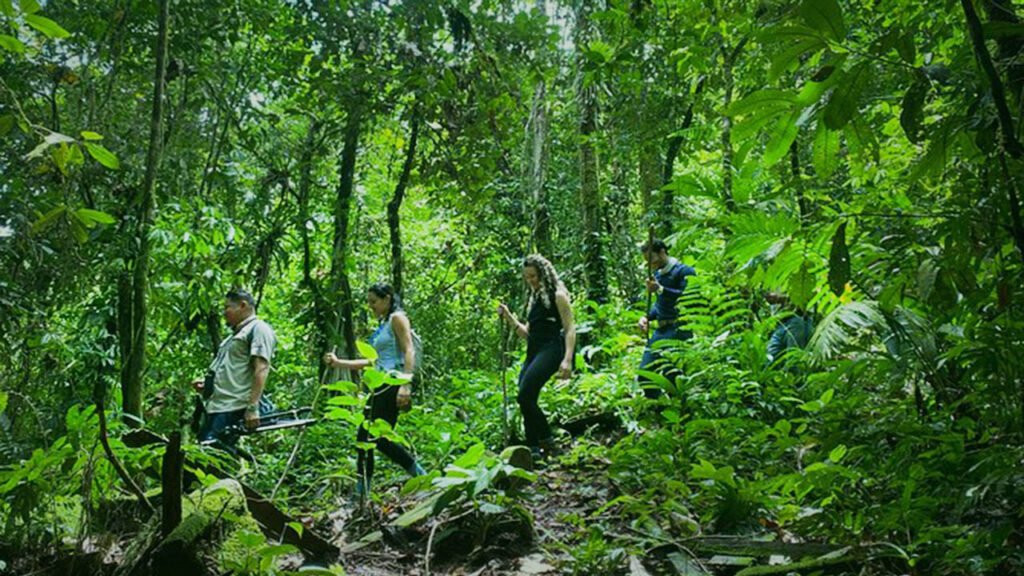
[808,300,885,362]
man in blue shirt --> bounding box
[637,240,696,399]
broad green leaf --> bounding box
[24,14,70,39]
[73,208,114,226]
[800,0,845,42]
[769,37,826,81]
[845,115,880,163]
[80,131,103,141]
[909,123,955,182]
[827,222,850,296]
[812,120,840,180]
[823,62,871,130]
[788,260,815,310]
[0,114,16,137]
[356,339,378,361]
[763,109,803,166]
[19,0,41,14]
[31,204,66,234]
[0,34,25,54]
[757,24,824,44]
[829,444,848,463]
[453,443,486,468]
[895,32,916,65]
[0,0,14,17]
[900,78,929,144]
[83,142,119,169]
[583,40,614,64]
[0,391,7,416]
[724,89,797,118]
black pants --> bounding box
[357,385,415,484]
[518,340,563,447]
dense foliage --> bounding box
[2,0,1023,574]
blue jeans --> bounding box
[638,325,691,399]
[199,397,275,446]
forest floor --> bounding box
[316,427,830,576]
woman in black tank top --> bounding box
[497,254,576,460]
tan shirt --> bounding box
[205,314,276,414]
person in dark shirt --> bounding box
[637,240,696,399]
[497,254,576,460]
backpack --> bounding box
[389,313,424,379]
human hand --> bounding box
[558,359,572,380]
[323,352,338,367]
[245,409,260,430]
[496,303,510,319]
[191,378,204,393]
[396,384,412,412]
[637,317,649,333]
[646,278,660,293]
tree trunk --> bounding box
[527,78,551,255]
[984,0,1024,110]
[329,107,362,363]
[388,105,421,296]
[721,41,744,213]
[661,81,702,238]
[118,0,169,426]
[576,4,608,303]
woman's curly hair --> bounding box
[523,254,566,309]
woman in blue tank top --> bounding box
[324,283,425,497]
[497,254,576,460]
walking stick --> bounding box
[270,347,333,500]
[498,314,510,445]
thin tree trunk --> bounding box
[962,0,1024,263]
[388,105,421,296]
[330,107,362,362]
[661,80,703,238]
[576,4,608,303]
[118,0,168,426]
[527,79,551,255]
[527,0,551,255]
[721,40,746,213]
[984,0,1024,110]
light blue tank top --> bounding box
[370,314,404,372]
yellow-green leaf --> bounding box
[812,120,841,180]
[83,142,119,169]
[20,0,41,14]
[356,339,378,361]
[80,130,103,141]
[0,34,25,54]
[76,208,116,226]
[24,14,70,39]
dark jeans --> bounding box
[357,384,415,485]
[198,396,275,446]
[518,340,563,447]
[638,325,691,399]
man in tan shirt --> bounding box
[192,289,276,445]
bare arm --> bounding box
[498,303,529,339]
[391,313,416,373]
[323,353,373,371]
[555,290,576,377]
[249,357,269,407]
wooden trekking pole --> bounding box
[498,312,510,445]
[270,347,334,500]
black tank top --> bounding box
[527,291,562,348]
